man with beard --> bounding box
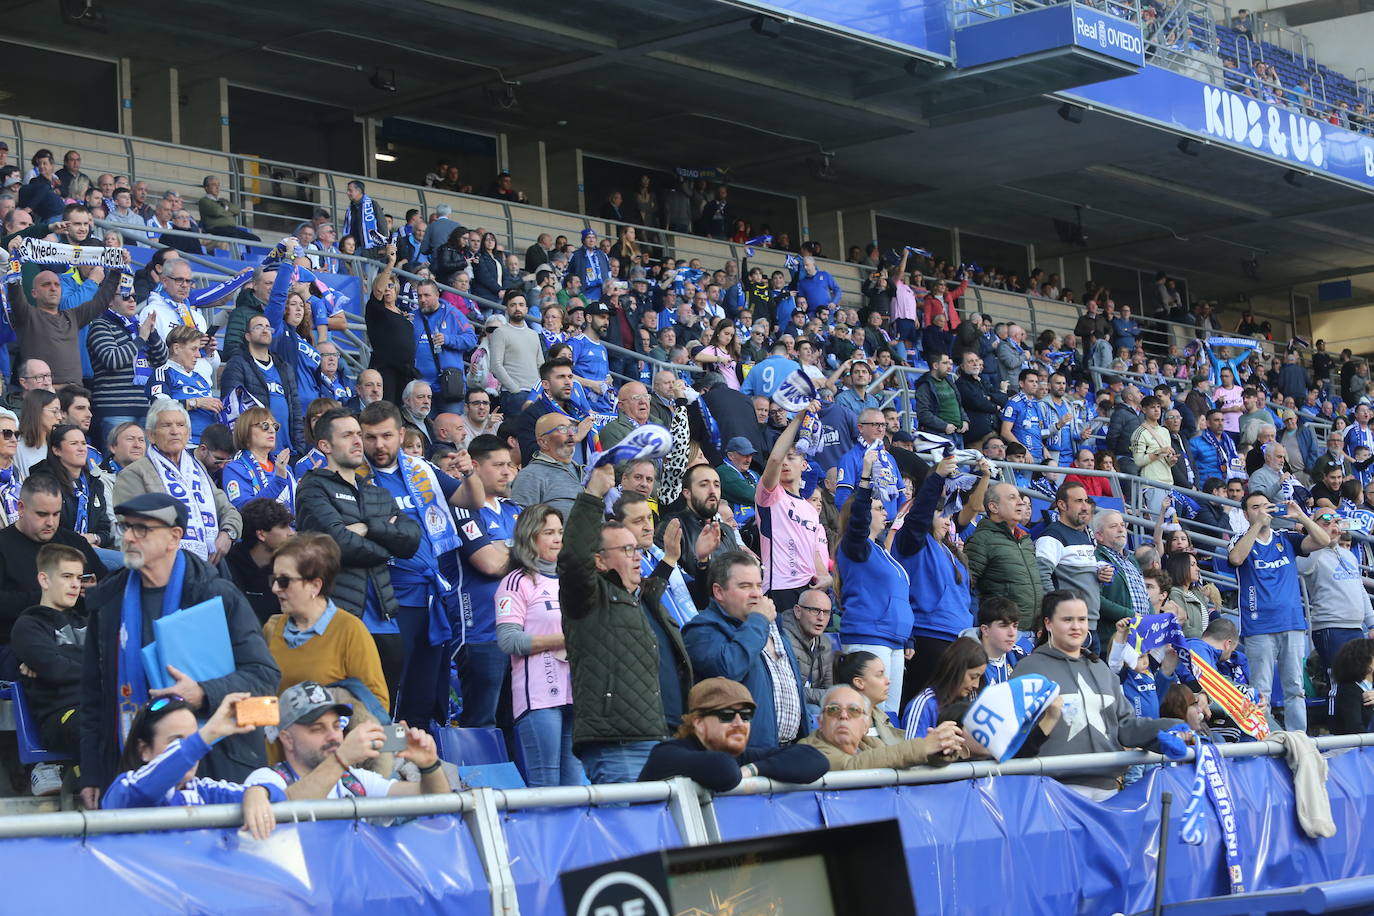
[513,357,595,468]
[77,492,278,808]
[637,678,828,790]
[359,400,480,726]
[656,465,742,573]
[244,681,447,799]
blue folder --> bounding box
[140,597,236,690]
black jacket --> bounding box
[638,736,828,791]
[12,604,85,726]
[0,525,105,645]
[224,540,278,626]
[956,372,1004,442]
[219,348,306,454]
[78,553,280,791]
[293,468,421,622]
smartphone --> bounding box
[379,722,408,752]
[235,696,280,728]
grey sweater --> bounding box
[1014,643,1181,790]
[486,321,543,393]
[1298,546,1374,631]
[511,454,583,519]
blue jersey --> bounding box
[1121,669,1160,718]
[739,355,802,399]
[567,333,614,410]
[370,462,462,607]
[833,444,902,518]
[145,362,216,444]
[1229,529,1305,635]
[1001,393,1045,461]
[453,500,521,644]
[259,358,292,435]
[902,688,940,739]
[1042,398,1073,457]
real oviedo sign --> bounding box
[1073,12,1145,61]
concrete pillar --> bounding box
[808,210,842,259]
[130,65,176,143]
[179,77,229,152]
[506,138,547,209]
[545,147,581,215]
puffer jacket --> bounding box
[559,491,692,749]
[966,516,1043,630]
[294,468,421,622]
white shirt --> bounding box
[244,764,396,799]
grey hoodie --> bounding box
[1014,643,1182,790]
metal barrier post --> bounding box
[465,787,522,916]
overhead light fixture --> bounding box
[751,15,783,38]
[374,152,397,162]
[1051,205,1088,246]
[809,151,837,181]
[1176,138,1200,157]
[1058,103,1085,124]
[1283,169,1302,187]
[369,67,397,92]
[484,81,519,111]
[1241,255,1260,279]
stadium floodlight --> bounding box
[369,68,397,92]
[1057,103,1085,124]
[1176,138,1201,157]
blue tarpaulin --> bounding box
[9,748,1374,915]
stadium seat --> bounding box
[3,682,68,765]
[430,724,509,767]
[458,762,525,790]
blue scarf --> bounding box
[107,308,152,387]
[117,552,187,746]
[232,450,295,508]
[72,472,90,533]
[696,394,722,453]
[397,453,459,556]
[0,465,17,524]
[1180,738,1245,894]
[342,194,379,244]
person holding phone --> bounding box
[102,692,282,839]
[244,681,450,800]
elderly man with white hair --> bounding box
[1091,508,1150,651]
[401,379,435,446]
[112,399,242,562]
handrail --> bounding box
[1,732,1369,839]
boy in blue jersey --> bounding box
[1000,367,1046,462]
[959,596,1026,688]
[450,434,522,728]
[1226,491,1330,734]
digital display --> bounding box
[668,852,835,916]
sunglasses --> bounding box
[701,707,754,724]
[1314,513,1339,522]
[0,429,14,440]
[272,574,304,590]
[822,703,867,720]
[148,695,185,714]
[255,421,281,432]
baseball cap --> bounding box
[0,142,8,151]
[114,492,188,529]
[724,436,757,456]
[277,681,352,730]
[687,677,756,713]
[585,300,611,316]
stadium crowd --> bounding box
[0,142,1370,832]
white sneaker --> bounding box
[30,762,62,797]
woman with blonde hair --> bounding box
[222,406,295,511]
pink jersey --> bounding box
[756,480,822,591]
[495,570,572,718]
[891,280,918,322]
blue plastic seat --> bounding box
[458,762,525,790]
[6,681,68,765]
[430,724,509,767]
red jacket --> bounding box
[922,277,969,330]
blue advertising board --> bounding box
[956,4,1144,69]
[1063,64,1374,191]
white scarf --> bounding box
[20,238,127,267]
[147,446,218,560]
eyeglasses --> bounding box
[822,703,867,720]
[857,421,885,428]
[117,520,174,539]
[272,575,304,590]
[598,544,644,558]
[540,425,574,437]
[255,421,281,432]
[166,276,192,284]
[795,604,832,616]
[701,707,754,724]
[23,372,52,382]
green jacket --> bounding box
[1094,545,1144,644]
[597,412,639,450]
[559,491,692,748]
[966,517,1043,629]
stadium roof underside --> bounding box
[19,0,1374,307]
